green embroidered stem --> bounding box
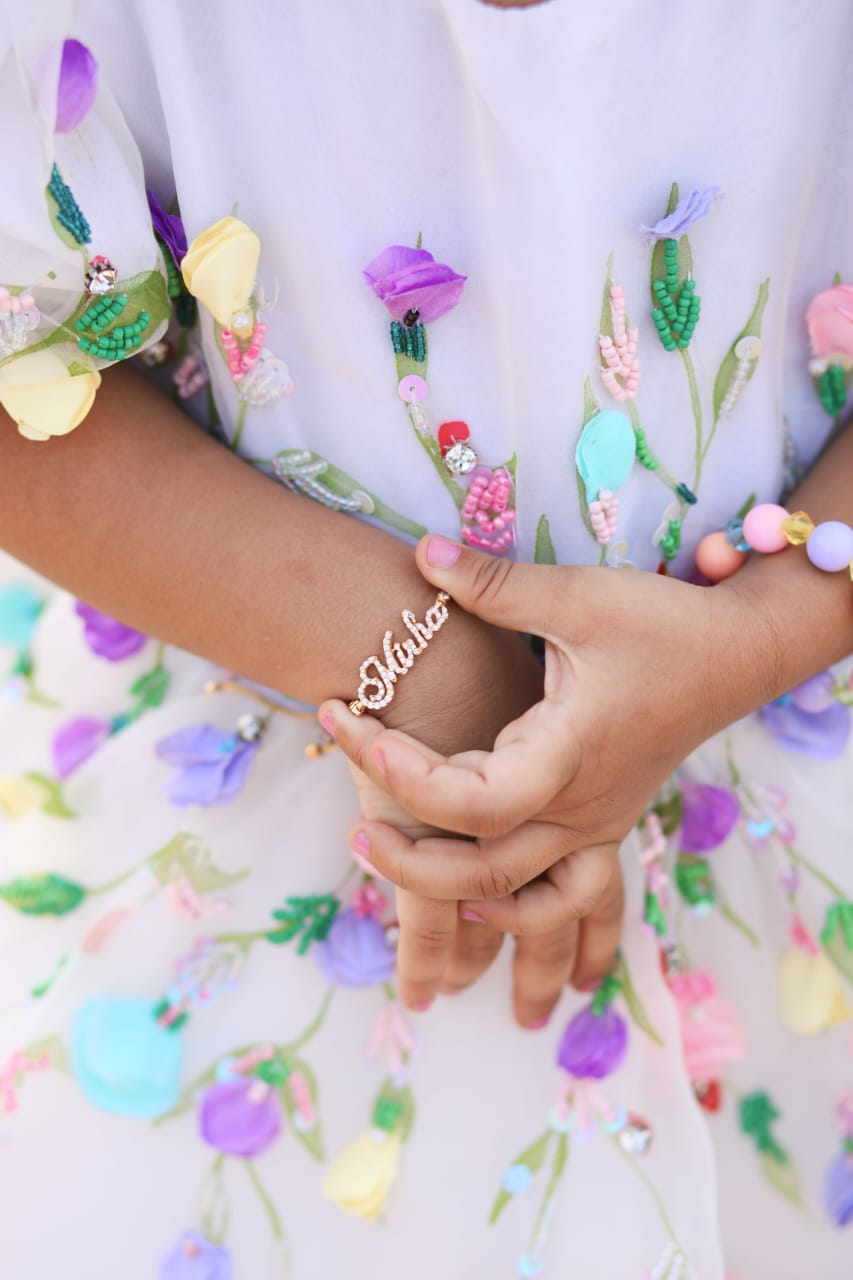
[206,382,221,432]
[680,349,704,491]
[229,401,248,453]
[526,1131,568,1257]
[87,857,152,897]
[287,987,335,1053]
[611,1135,683,1251]
[783,844,847,900]
[414,427,466,511]
[598,545,607,566]
[718,895,760,948]
[320,460,428,539]
[245,1159,292,1280]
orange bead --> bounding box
[695,531,747,582]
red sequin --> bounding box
[437,420,470,455]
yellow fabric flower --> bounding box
[0,348,101,442]
[322,1129,403,1220]
[0,774,50,817]
[779,948,852,1035]
[181,216,261,329]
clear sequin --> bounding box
[444,441,478,475]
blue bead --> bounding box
[502,1164,534,1196]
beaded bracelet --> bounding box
[348,592,451,717]
[696,504,853,583]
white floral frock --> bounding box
[0,3,852,1278]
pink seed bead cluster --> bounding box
[461,466,517,554]
[221,319,267,383]
[173,352,209,399]
[589,489,620,545]
[599,284,640,402]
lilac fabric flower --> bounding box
[363,245,466,323]
[55,39,98,133]
[147,190,188,267]
[639,188,720,242]
[790,671,837,714]
[679,782,740,853]
[823,1151,853,1227]
[199,1078,282,1157]
[52,715,111,779]
[156,724,259,806]
[760,698,850,761]
[75,601,147,661]
[557,1004,627,1080]
[313,907,396,987]
[159,1231,233,1280]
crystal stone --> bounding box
[782,510,815,546]
[617,1113,654,1156]
[236,714,263,742]
[444,441,478,476]
[85,256,117,296]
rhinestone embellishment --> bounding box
[444,441,478,476]
[349,592,451,716]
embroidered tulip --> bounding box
[74,601,147,660]
[323,1129,403,1220]
[159,1231,233,1280]
[678,782,739,852]
[823,1150,853,1227]
[778,949,852,1036]
[806,285,853,362]
[760,696,850,761]
[156,723,261,806]
[55,39,98,133]
[0,362,101,441]
[52,716,112,778]
[639,187,720,241]
[181,218,261,328]
[147,190,188,268]
[313,907,396,987]
[71,996,183,1117]
[363,245,466,323]
[556,1003,627,1080]
[0,584,43,648]
[668,970,746,1080]
[199,1077,282,1158]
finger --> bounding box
[394,888,457,1011]
[570,856,625,991]
[349,819,579,900]
[458,845,616,934]
[439,917,504,995]
[415,534,579,641]
[512,920,579,1030]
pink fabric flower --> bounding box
[806,285,853,361]
[669,969,746,1080]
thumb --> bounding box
[415,534,563,635]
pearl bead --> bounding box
[742,503,790,554]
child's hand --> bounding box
[321,533,770,1024]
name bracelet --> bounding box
[348,591,451,716]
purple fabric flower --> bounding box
[75,601,147,661]
[159,1231,233,1280]
[639,188,720,242]
[760,699,850,761]
[156,724,259,806]
[313,907,396,987]
[679,782,740,852]
[147,190,188,267]
[363,245,466,323]
[55,39,98,133]
[52,715,111,779]
[823,1151,853,1227]
[790,671,837,714]
[199,1078,282,1157]
[557,1004,627,1080]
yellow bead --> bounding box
[782,510,815,546]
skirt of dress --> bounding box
[0,556,851,1280]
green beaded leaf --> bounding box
[712,278,770,422]
[147,833,249,893]
[534,514,557,566]
[129,665,170,709]
[266,895,340,953]
[617,953,664,1045]
[375,1077,416,1141]
[0,873,85,916]
[23,772,75,819]
[758,1150,804,1209]
[489,1129,552,1224]
[45,185,88,255]
[119,268,171,344]
[279,1055,325,1162]
[574,379,601,543]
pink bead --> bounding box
[695,531,748,582]
[742,503,790,554]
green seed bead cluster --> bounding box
[75,294,151,358]
[47,164,91,245]
[373,1096,404,1133]
[390,320,426,362]
[819,363,848,416]
[634,427,657,470]
[651,239,701,351]
[660,517,682,560]
[674,853,714,908]
[158,238,182,299]
[152,997,188,1032]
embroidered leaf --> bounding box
[26,1034,70,1073]
[45,185,88,254]
[147,833,249,893]
[119,268,171,343]
[22,772,75,818]
[0,873,85,916]
[758,1150,804,1208]
[534,515,557,566]
[649,183,680,300]
[489,1130,552,1224]
[823,933,853,990]
[599,254,615,345]
[279,1055,325,1161]
[582,376,599,426]
[129,665,170,709]
[712,278,770,421]
[574,380,601,542]
[375,1077,416,1141]
[313,457,428,540]
[616,952,664,1046]
[501,452,518,484]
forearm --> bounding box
[0,367,539,747]
[719,422,853,704]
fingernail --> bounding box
[525,1016,550,1031]
[351,849,381,877]
[351,831,371,856]
[410,1000,433,1013]
[577,979,601,992]
[372,748,387,776]
[461,910,487,924]
[425,534,461,568]
[320,714,336,737]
